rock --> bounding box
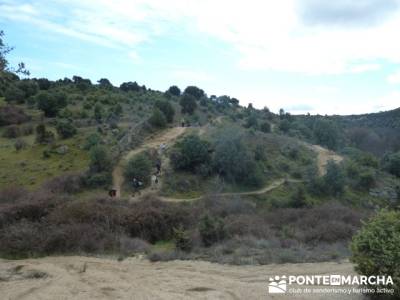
[56,145,69,155]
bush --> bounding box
[4,85,25,103]
[323,161,345,196]
[89,146,112,173]
[56,120,77,139]
[166,85,181,96]
[313,119,340,150]
[0,105,30,126]
[84,133,102,150]
[199,214,226,247]
[351,210,400,298]
[2,125,20,138]
[14,139,27,151]
[173,227,192,251]
[382,152,400,178]
[124,153,152,186]
[184,86,204,100]
[260,122,271,133]
[148,108,167,128]
[212,129,264,187]
[36,91,67,117]
[85,172,112,187]
[35,124,55,144]
[170,135,211,172]
[180,94,197,115]
[155,100,175,123]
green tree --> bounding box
[166,85,181,96]
[184,86,204,100]
[382,152,400,177]
[351,210,400,298]
[260,121,271,133]
[124,153,152,186]
[155,100,175,123]
[148,108,167,128]
[0,30,29,75]
[170,135,211,171]
[212,129,263,187]
[180,94,197,115]
[56,119,77,139]
[4,85,25,103]
[89,145,112,173]
[36,91,67,117]
[290,186,308,208]
[199,214,226,247]
[323,160,345,196]
[244,114,259,129]
[279,119,291,133]
[313,119,340,150]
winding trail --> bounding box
[112,127,187,198]
[112,120,344,201]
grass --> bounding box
[0,130,89,189]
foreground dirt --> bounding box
[0,256,365,300]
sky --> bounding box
[1,0,400,115]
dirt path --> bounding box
[307,144,344,176]
[0,256,364,300]
[112,127,187,198]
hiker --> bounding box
[108,189,117,198]
[156,160,161,175]
[132,177,141,196]
[151,174,158,189]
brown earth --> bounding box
[0,256,365,300]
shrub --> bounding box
[4,85,25,103]
[94,104,104,123]
[155,100,175,123]
[313,119,340,150]
[148,108,167,128]
[356,170,376,191]
[173,227,192,252]
[260,122,271,133]
[89,146,112,173]
[323,161,345,196]
[56,120,77,139]
[166,85,181,96]
[35,124,55,144]
[84,133,102,150]
[0,105,30,126]
[290,186,308,208]
[180,94,197,115]
[199,214,226,247]
[85,172,112,187]
[351,210,400,298]
[212,129,264,187]
[382,152,400,178]
[2,125,20,138]
[14,138,27,151]
[170,135,211,172]
[124,153,152,186]
[44,173,84,194]
[184,86,204,100]
[36,91,67,117]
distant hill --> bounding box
[337,107,400,129]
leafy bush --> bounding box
[89,145,112,173]
[260,122,271,133]
[351,210,400,298]
[148,108,167,128]
[323,161,345,196]
[35,124,55,144]
[56,120,77,139]
[84,133,102,150]
[166,85,181,96]
[36,91,67,117]
[124,153,152,186]
[155,100,175,123]
[212,129,264,187]
[0,105,30,126]
[199,214,226,247]
[2,125,20,138]
[170,135,211,172]
[184,86,204,100]
[180,94,197,115]
[173,227,192,251]
[14,138,27,151]
[313,119,340,150]
[382,152,400,178]
[4,85,25,103]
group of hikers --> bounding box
[109,119,190,198]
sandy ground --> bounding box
[0,256,365,300]
[311,145,344,176]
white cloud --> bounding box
[387,70,400,84]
